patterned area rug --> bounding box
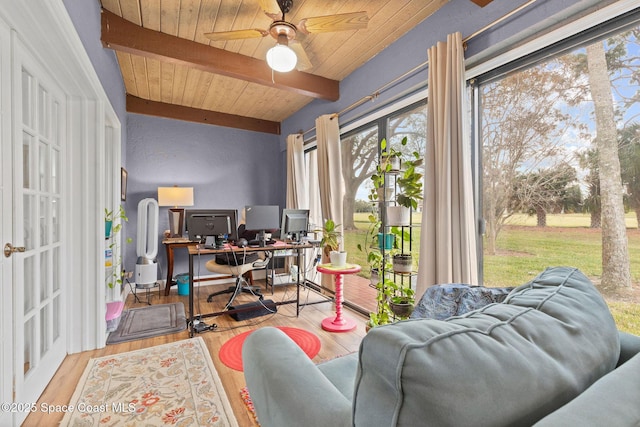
[240,386,259,425]
[60,337,238,426]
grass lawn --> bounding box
[344,212,640,335]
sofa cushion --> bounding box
[353,267,620,427]
[534,352,640,426]
[618,331,640,366]
[317,353,359,401]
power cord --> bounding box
[192,316,218,333]
[191,244,321,328]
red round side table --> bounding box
[316,263,361,332]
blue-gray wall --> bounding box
[125,114,280,274]
[63,0,608,280]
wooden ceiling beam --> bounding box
[470,0,493,7]
[126,94,281,134]
[101,9,339,101]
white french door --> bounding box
[0,16,13,427]
[0,1,121,424]
[11,35,67,420]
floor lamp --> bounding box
[158,186,194,238]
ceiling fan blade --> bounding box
[290,41,312,71]
[259,0,282,19]
[298,11,368,35]
[204,28,269,41]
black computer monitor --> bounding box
[185,209,238,242]
[245,205,280,246]
[280,209,310,241]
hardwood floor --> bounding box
[22,280,367,427]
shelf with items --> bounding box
[362,136,422,329]
[265,249,305,294]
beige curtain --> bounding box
[307,150,322,233]
[306,150,323,285]
[286,134,307,209]
[284,134,307,273]
[316,114,344,291]
[417,32,478,298]
[316,114,344,233]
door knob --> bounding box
[4,243,26,258]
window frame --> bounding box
[470,5,640,285]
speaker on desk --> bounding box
[229,299,277,321]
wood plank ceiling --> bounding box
[100,0,492,134]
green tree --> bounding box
[481,65,577,254]
[577,148,601,228]
[513,164,578,227]
[619,123,640,227]
[562,184,583,213]
[585,40,630,288]
[340,104,427,230]
[341,128,378,230]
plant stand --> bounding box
[317,263,361,332]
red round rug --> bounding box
[219,326,321,371]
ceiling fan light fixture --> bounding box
[266,35,297,72]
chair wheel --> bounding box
[207,296,213,302]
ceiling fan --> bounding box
[204,0,368,72]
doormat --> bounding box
[219,326,320,371]
[60,337,238,426]
[106,302,186,344]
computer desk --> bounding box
[162,238,236,295]
[186,241,314,337]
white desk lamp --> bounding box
[158,186,194,238]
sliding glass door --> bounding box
[302,101,427,315]
[477,18,640,334]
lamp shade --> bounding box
[266,44,297,73]
[157,186,194,208]
[157,186,194,238]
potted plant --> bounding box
[379,138,402,172]
[357,212,390,330]
[395,147,424,211]
[357,213,383,286]
[105,206,132,289]
[387,278,415,318]
[386,136,424,226]
[392,253,413,273]
[362,137,421,330]
[387,224,415,316]
[359,218,413,329]
[321,219,345,266]
[105,206,127,239]
[367,279,392,329]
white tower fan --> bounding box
[135,198,159,286]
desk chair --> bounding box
[205,251,272,308]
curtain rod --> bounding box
[300,0,537,137]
